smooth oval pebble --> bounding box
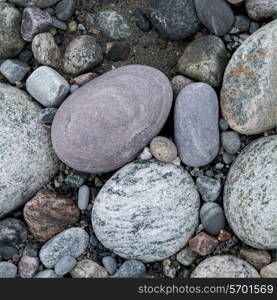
[34,269,60,278]
[174,83,219,167]
[150,136,177,162]
[52,65,173,173]
[102,256,117,275]
[224,136,277,249]
[54,256,76,276]
[191,255,260,278]
[78,185,90,210]
[113,260,146,278]
[0,262,17,278]
[92,159,200,263]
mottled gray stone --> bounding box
[52,65,173,173]
[78,185,90,210]
[70,259,109,278]
[34,269,59,278]
[191,255,260,278]
[0,84,58,218]
[178,35,229,87]
[0,4,25,60]
[194,0,235,36]
[240,248,272,270]
[0,218,27,246]
[55,0,75,21]
[26,66,70,107]
[150,136,177,163]
[229,15,251,34]
[245,0,277,21]
[21,7,52,42]
[52,16,67,30]
[176,247,197,266]
[91,159,200,262]
[102,256,117,275]
[149,0,201,40]
[224,136,277,249]
[113,260,146,278]
[0,246,18,260]
[38,108,57,125]
[0,262,17,278]
[0,59,30,84]
[171,75,194,98]
[196,176,221,202]
[174,83,219,167]
[221,131,241,154]
[54,255,76,276]
[9,0,60,8]
[221,20,277,135]
[39,228,89,268]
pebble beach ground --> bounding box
[0,0,276,279]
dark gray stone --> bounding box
[196,176,221,202]
[113,260,146,278]
[0,246,18,260]
[229,15,251,34]
[38,108,57,125]
[55,0,75,21]
[9,0,60,8]
[0,218,27,246]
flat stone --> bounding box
[150,136,177,162]
[26,66,70,107]
[176,247,197,266]
[240,248,271,270]
[196,176,221,202]
[39,227,89,268]
[0,59,30,84]
[174,83,219,167]
[149,0,201,40]
[221,19,277,135]
[245,0,277,21]
[0,262,17,278]
[224,136,277,249]
[178,35,229,87]
[23,189,80,242]
[221,131,241,154]
[113,260,146,278]
[260,262,277,278]
[91,159,200,262]
[9,0,60,8]
[189,232,219,256]
[191,255,260,278]
[18,255,39,278]
[70,259,109,278]
[51,65,173,173]
[0,218,27,246]
[54,255,76,276]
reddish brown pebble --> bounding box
[217,229,232,242]
[18,255,39,278]
[23,189,80,242]
[189,232,218,256]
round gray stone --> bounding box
[55,0,75,21]
[113,260,146,278]
[54,255,76,276]
[221,131,241,154]
[0,262,17,278]
[224,136,277,249]
[91,159,200,263]
[196,176,221,202]
[102,256,117,275]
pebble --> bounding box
[223,152,235,164]
[78,185,90,211]
[150,136,177,163]
[0,246,18,260]
[34,269,59,278]
[21,7,52,42]
[196,176,222,202]
[260,262,277,278]
[245,0,277,21]
[219,119,229,131]
[55,0,75,21]
[171,75,194,98]
[92,160,200,262]
[19,49,33,62]
[52,65,173,173]
[9,0,60,8]
[38,108,57,125]
[221,19,277,135]
[32,32,61,68]
[70,259,109,278]
[174,83,219,167]
[224,136,277,249]
[26,66,70,108]
[200,202,226,235]
[194,0,235,36]
[64,172,87,188]
[134,8,152,32]
[54,256,76,276]
[23,189,80,242]
[249,21,260,34]
[0,262,17,278]
[0,59,30,84]
[189,232,219,256]
[149,0,201,40]
[39,227,89,268]
[105,42,130,62]
[0,4,25,60]
[217,229,232,242]
[0,218,27,247]
[139,147,152,160]
[18,255,39,278]
[63,35,103,76]
[178,35,229,87]
[221,131,241,154]
[98,10,132,40]
[102,256,117,275]
[70,84,79,93]
[191,255,260,278]
[113,260,146,278]
[215,162,224,170]
[163,265,176,278]
[229,15,250,34]
[0,84,58,218]
[176,247,197,266]
[52,16,67,30]
[240,248,271,270]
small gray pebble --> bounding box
[54,255,76,276]
[219,119,229,131]
[215,163,224,170]
[0,262,17,278]
[102,256,117,275]
[64,172,87,188]
[176,247,197,266]
[52,16,67,30]
[38,108,57,125]
[78,185,90,210]
[113,260,145,278]
[0,246,18,260]
[163,265,176,278]
[55,0,74,21]
[221,131,241,154]
[70,84,79,93]
[196,176,221,202]
[223,152,235,165]
[35,269,60,278]
[0,59,30,84]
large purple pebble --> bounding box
[51,65,173,173]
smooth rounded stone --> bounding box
[18,255,39,278]
[245,0,277,21]
[23,189,80,242]
[150,136,177,163]
[78,185,90,211]
[34,269,59,278]
[219,119,229,131]
[224,136,277,249]
[21,7,52,42]
[200,202,226,235]
[138,147,152,160]
[176,247,197,266]
[223,152,235,164]
[0,218,27,246]
[191,255,260,278]
[63,35,103,76]
[38,107,57,125]
[240,248,271,270]
[196,176,221,202]
[229,15,251,34]
[0,246,18,260]
[260,262,277,278]
[0,4,25,60]
[91,159,200,262]
[70,259,109,278]
[52,16,67,30]
[221,131,241,154]
[171,75,194,98]
[26,66,70,108]
[174,83,219,167]
[9,0,60,8]
[98,10,132,40]
[52,65,173,173]
[39,228,89,268]
[189,232,218,256]
[32,33,61,69]
[178,35,229,88]
[0,262,17,278]
[64,171,87,188]
[113,260,146,278]
[54,256,76,276]
[55,0,75,21]
[194,0,235,36]
[149,0,201,40]
[221,20,277,135]
[0,59,30,84]
[102,256,117,275]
